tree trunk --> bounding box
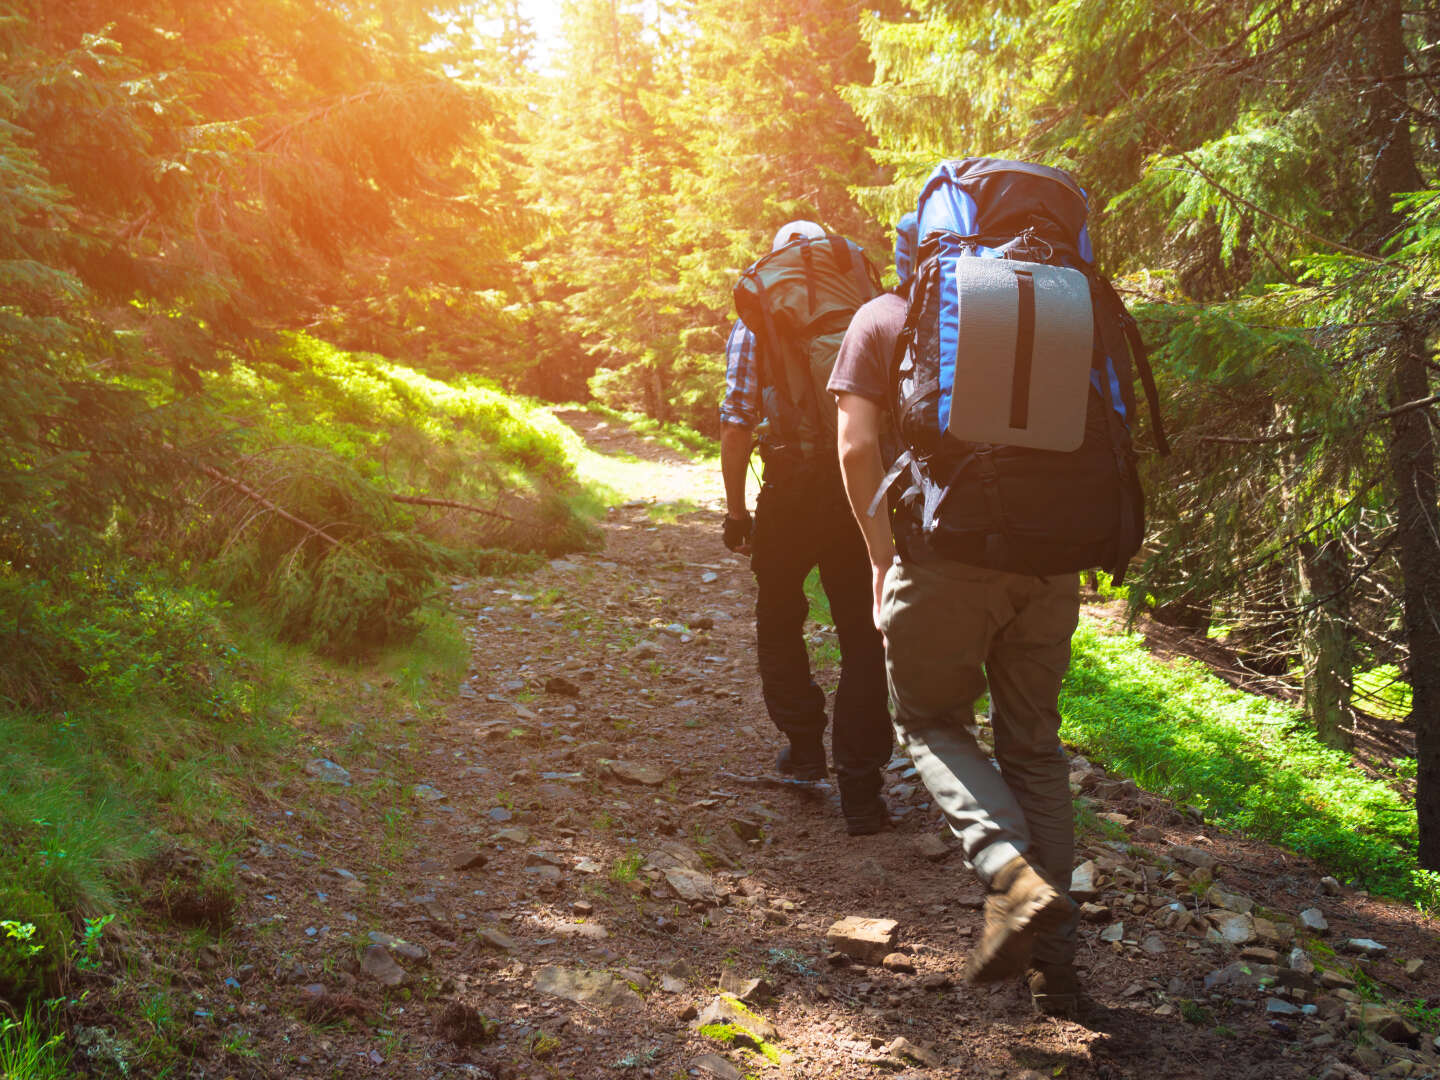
[1364,0,1440,868]
[1297,537,1354,750]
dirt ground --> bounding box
[74,414,1440,1080]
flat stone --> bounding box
[1241,947,1280,964]
[1342,938,1386,957]
[1140,934,1167,956]
[718,969,772,1003]
[664,867,717,905]
[475,927,518,952]
[1288,948,1316,974]
[886,1036,940,1068]
[1070,860,1100,901]
[1347,1003,1420,1045]
[1205,961,1278,993]
[367,932,428,963]
[825,916,899,965]
[690,1054,741,1080]
[598,759,667,786]
[694,994,778,1045]
[411,784,446,801]
[1206,885,1255,914]
[304,758,352,786]
[1403,958,1425,977]
[493,826,530,845]
[1169,844,1219,870]
[453,851,488,871]
[1299,908,1329,933]
[1252,915,1294,947]
[1099,922,1124,943]
[544,675,581,696]
[1266,997,1302,1016]
[360,945,406,988]
[1318,969,1355,990]
[533,966,644,1011]
[1208,910,1256,945]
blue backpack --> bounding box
[879,158,1168,583]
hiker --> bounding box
[719,219,893,836]
[830,160,1167,1015]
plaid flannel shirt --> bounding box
[719,318,760,429]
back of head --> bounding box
[771,219,825,252]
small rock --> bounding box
[1169,844,1219,870]
[689,1053,740,1080]
[1208,910,1257,946]
[1346,1002,1420,1045]
[881,952,916,974]
[825,916,899,965]
[1403,957,1424,977]
[913,834,949,862]
[1318,969,1356,991]
[545,675,581,696]
[885,1036,939,1068]
[1079,902,1109,923]
[494,826,530,844]
[476,927,518,952]
[1342,938,1386,957]
[1070,860,1100,901]
[367,932,427,963]
[664,867,717,905]
[1266,997,1302,1016]
[571,900,593,917]
[1140,934,1167,956]
[1299,907,1329,933]
[694,994,778,1045]
[919,972,952,991]
[453,852,488,871]
[411,784,446,801]
[1288,947,1315,974]
[1319,876,1342,896]
[360,945,406,988]
[598,759,667,786]
[1099,922,1124,943]
[304,758,352,786]
[1206,885,1254,914]
[1241,946,1280,964]
[718,969,772,1003]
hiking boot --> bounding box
[776,738,827,782]
[1027,963,1086,1018]
[841,791,890,836]
[964,855,1075,985]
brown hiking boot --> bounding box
[1027,963,1085,1018]
[964,855,1075,985]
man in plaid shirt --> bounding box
[719,220,892,836]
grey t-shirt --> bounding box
[828,291,907,404]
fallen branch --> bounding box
[389,494,518,522]
[195,462,342,547]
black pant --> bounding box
[750,460,891,790]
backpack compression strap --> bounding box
[1093,277,1170,456]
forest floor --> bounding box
[79,414,1440,1080]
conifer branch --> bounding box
[389,494,518,522]
[1196,393,1440,445]
[193,461,342,547]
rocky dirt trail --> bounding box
[181,415,1440,1080]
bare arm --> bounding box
[835,392,895,627]
[720,421,754,554]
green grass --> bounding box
[1062,618,1438,909]
[570,402,719,459]
[802,569,842,671]
[0,1007,71,1080]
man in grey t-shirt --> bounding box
[828,229,1083,1017]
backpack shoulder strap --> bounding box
[1093,276,1170,456]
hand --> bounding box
[871,559,890,632]
[722,511,752,556]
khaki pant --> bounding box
[880,557,1079,965]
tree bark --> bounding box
[1297,537,1354,750]
[1364,0,1440,868]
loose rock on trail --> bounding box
[178,414,1439,1079]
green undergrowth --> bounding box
[1062,617,1437,910]
[185,334,599,656]
[570,402,719,459]
[0,551,467,1023]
